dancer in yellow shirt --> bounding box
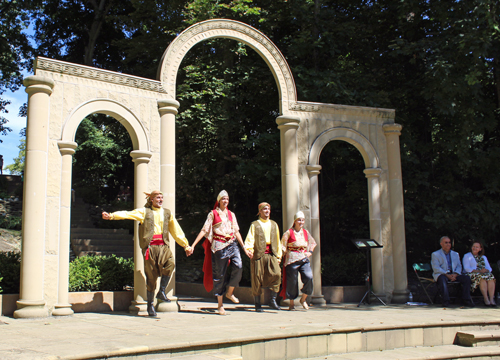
[102,190,191,316]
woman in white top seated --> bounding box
[463,241,496,306]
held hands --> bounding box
[102,212,112,220]
[185,246,194,257]
[246,249,253,259]
[305,251,312,257]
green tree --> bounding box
[5,139,25,175]
[0,0,41,142]
[73,114,134,205]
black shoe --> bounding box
[268,291,281,311]
[442,301,450,308]
[147,291,157,317]
[463,300,475,308]
[156,276,171,302]
[255,296,264,313]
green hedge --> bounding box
[0,251,21,294]
[0,215,22,230]
[69,254,134,292]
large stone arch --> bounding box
[60,98,149,151]
[158,19,297,114]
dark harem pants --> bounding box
[250,253,281,296]
[212,241,243,297]
[285,258,314,300]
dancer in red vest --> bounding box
[244,202,282,312]
[280,211,317,311]
[102,190,191,317]
[190,190,250,315]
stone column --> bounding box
[14,76,54,319]
[52,141,77,316]
[363,168,384,297]
[276,115,301,228]
[128,150,152,315]
[306,165,326,306]
[157,99,180,312]
[383,124,408,303]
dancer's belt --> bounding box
[288,246,306,253]
[213,233,234,243]
[145,234,165,260]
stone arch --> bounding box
[60,99,149,151]
[308,127,380,168]
[158,19,297,114]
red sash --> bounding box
[203,209,234,292]
[145,234,164,260]
[279,229,308,299]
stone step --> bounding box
[71,238,132,246]
[75,250,133,258]
[71,221,96,228]
[303,344,500,359]
[71,233,132,241]
[71,228,130,235]
[457,330,500,347]
[169,352,241,360]
[72,244,133,253]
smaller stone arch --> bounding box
[308,127,380,168]
[60,99,149,151]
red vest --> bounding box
[288,228,308,243]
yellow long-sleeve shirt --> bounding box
[244,218,282,261]
[111,207,190,249]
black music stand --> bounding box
[351,239,386,307]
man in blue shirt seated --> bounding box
[431,236,473,308]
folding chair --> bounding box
[412,263,435,304]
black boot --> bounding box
[269,291,281,310]
[147,291,157,317]
[156,275,171,302]
[255,296,263,312]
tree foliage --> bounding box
[2,0,500,278]
[73,114,134,205]
[0,0,41,142]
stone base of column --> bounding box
[391,290,409,304]
[311,294,327,306]
[157,296,180,313]
[129,299,148,316]
[13,299,48,318]
[52,303,74,316]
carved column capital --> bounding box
[23,75,55,96]
[130,150,152,164]
[57,141,77,156]
[364,167,382,178]
[383,123,403,136]
[306,164,322,177]
[158,99,180,116]
[276,115,300,130]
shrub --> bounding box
[321,252,367,286]
[0,215,22,230]
[0,251,21,294]
[69,254,134,292]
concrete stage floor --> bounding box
[1,297,499,360]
